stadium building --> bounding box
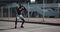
[0,0,60,18]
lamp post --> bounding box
[27,0,30,22]
[27,0,35,22]
[43,0,45,22]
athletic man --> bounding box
[16,5,26,28]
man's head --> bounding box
[16,4,24,8]
[16,5,20,8]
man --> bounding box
[16,5,26,28]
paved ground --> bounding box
[0,21,60,32]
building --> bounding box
[0,0,60,18]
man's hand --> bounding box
[19,8,22,10]
[19,7,24,10]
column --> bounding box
[8,7,10,18]
[1,7,3,18]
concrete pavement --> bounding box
[0,21,60,32]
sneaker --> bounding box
[21,26,24,28]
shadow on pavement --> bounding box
[0,27,15,30]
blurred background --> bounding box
[0,0,60,23]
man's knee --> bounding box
[21,18,25,21]
[17,17,19,20]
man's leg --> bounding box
[20,15,25,28]
[21,18,25,28]
[15,15,19,28]
[15,17,17,28]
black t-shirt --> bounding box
[17,6,24,15]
